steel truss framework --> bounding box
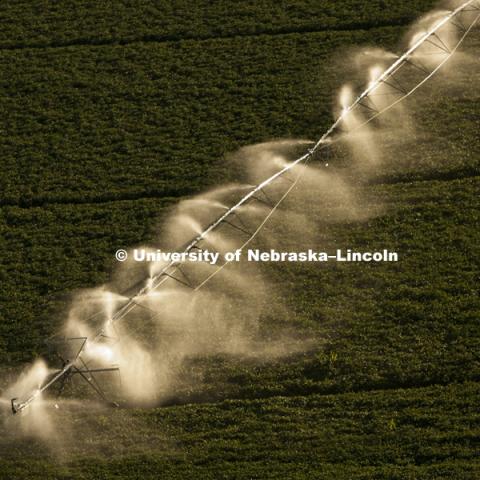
[10,0,480,414]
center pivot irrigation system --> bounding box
[10,1,480,414]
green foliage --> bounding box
[0,1,437,48]
[1,384,479,479]
[0,0,478,478]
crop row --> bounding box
[0,0,438,48]
[1,382,479,478]
[1,28,478,207]
[1,177,478,392]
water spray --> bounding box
[8,0,480,414]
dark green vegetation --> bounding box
[0,0,479,478]
[0,0,446,48]
[2,383,480,479]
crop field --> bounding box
[0,0,479,478]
